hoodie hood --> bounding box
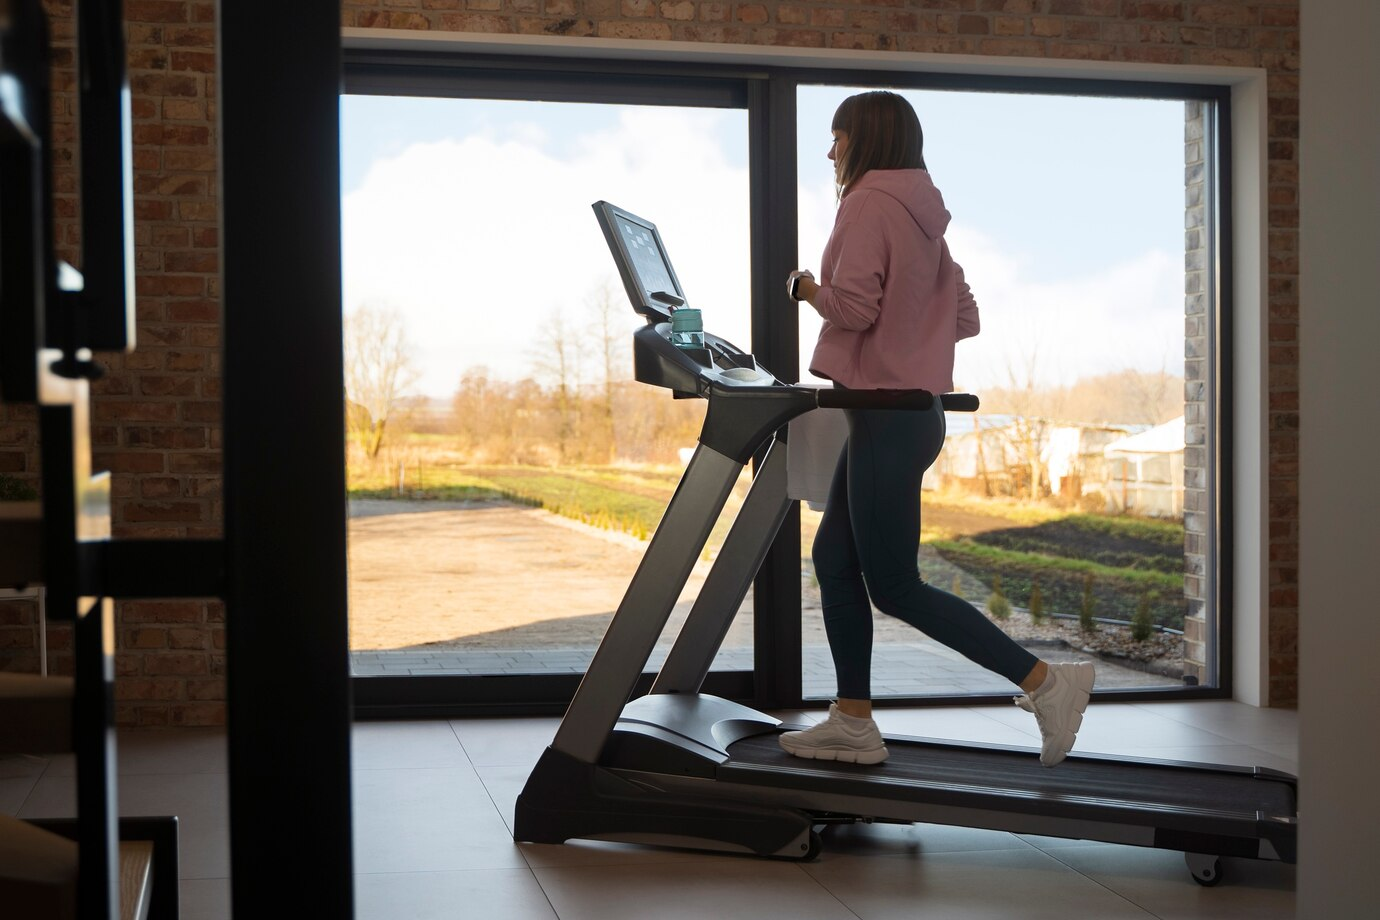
[847,168,951,240]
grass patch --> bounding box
[929,539,1185,629]
[968,514,1183,574]
[467,468,668,540]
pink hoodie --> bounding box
[808,168,979,394]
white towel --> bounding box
[786,408,849,508]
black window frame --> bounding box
[341,48,1233,720]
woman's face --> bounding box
[829,130,848,183]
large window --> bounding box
[340,53,1229,715]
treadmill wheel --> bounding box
[1185,853,1223,886]
[801,830,823,862]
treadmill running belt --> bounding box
[726,733,1295,819]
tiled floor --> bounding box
[2,699,1297,919]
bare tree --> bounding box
[1120,361,1179,425]
[992,345,1063,500]
[344,304,419,459]
[530,307,582,463]
[587,277,627,463]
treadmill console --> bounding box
[593,200,776,396]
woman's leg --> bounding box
[845,405,1040,687]
[811,441,876,706]
[781,461,890,764]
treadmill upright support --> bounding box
[651,438,792,696]
[551,443,744,765]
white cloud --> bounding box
[946,226,1184,392]
[342,106,751,398]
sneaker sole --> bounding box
[779,740,889,765]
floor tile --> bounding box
[1130,701,1299,746]
[1016,832,1109,851]
[39,729,227,778]
[178,877,230,920]
[448,716,561,767]
[355,867,557,920]
[0,753,46,813]
[534,859,855,920]
[474,762,529,837]
[18,770,231,879]
[1250,742,1299,771]
[351,719,470,770]
[352,766,528,874]
[804,846,1156,919]
[1043,842,1296,919]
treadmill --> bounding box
[514,201,1297,886]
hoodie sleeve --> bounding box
[814,196,887,331]
[954,260,980,341]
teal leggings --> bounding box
[812,402,1038,699]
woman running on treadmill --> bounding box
[781,91,1094,768]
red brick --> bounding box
[356,11,434,28]
[168,300,220,323]
[1190,3,1255,27]
[165,251,219,273]
[170,51,217,73]
[165,352,209,372]
[165,26,216,47]
[1125,1,1182,21]
[1047,0,1119,15]
[438,13,514,31]
[95,401,179,422]
[129,48,169,71]
[124,502,205,523]
[127,1,188,23]
[126,427,208,450]
[957,14,989,34]
[124,601,203,624]
[604,18,675,38]
[170,703,225,726]
[736,4,769,25]
[144,652,208,676]
[116,678,186,702]
[139,477,182,499]
[186,678,226,701]
[126,627,169,649]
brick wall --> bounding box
[1182,100,1207,684]
[0,0,1300,719]
[0,0,226,726]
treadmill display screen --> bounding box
[596,201,688,321]
[616,215,680,306]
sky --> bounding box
[340,87,1189,399]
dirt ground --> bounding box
[346,499,1182,682]
[348,499,729,651]
[346,498,850,652]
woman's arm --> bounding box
[805,218,887,330]
[954,259,980,340]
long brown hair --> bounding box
[831,91,926,195]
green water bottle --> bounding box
[670,308,704,351]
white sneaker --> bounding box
[779,703,889,764]
[1015,662,1095,767]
